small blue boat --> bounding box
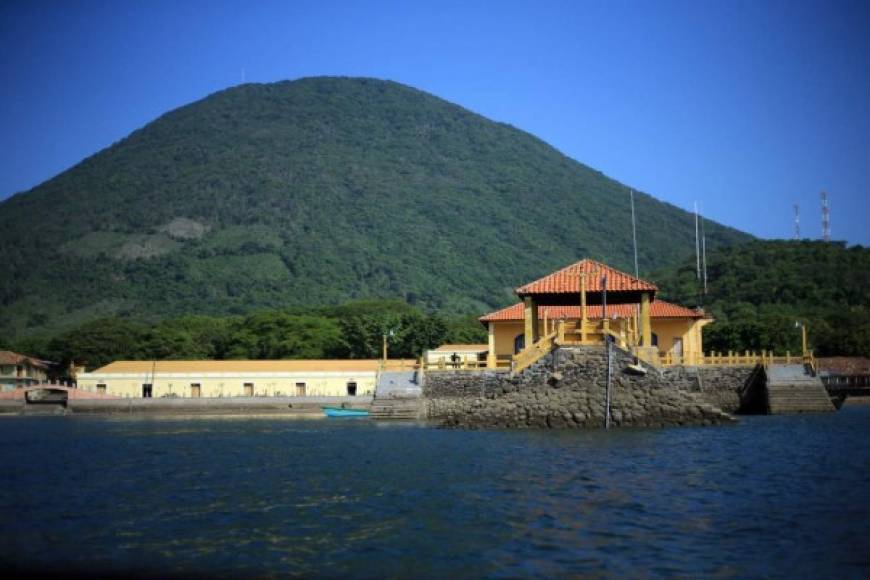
[322,406,369,417]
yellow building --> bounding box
[0,351,50,391]
[476,259,712,368]
[77,359,415,398]
[425,344,489,368]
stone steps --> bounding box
[765,369,835,413]
[686,393,737,423]
[370,397,422,421]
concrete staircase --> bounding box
[371,370,423,421]
[765,364,836,414]
[376,371,421,398]
[369,397,422,421]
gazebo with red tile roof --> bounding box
[509,259,661,354]
[472,259,710,369]
[516,259,657,304]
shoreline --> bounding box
[0,396,374,416]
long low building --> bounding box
[77,359,416,398]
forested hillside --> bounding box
[0,77,749,340]
[654,240,870,356]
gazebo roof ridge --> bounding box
[515,258,658,296]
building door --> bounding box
[142,384,152,398]
[672,338,683,360]
[514,334,525,354]
[244,383,254,397]
[347,381,357,396]
[296,382,306,396]
[191,383,201,398]
[97,384,106,395]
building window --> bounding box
[244,382,254,397]
[97,384,106,394]
[191,383,201,398]
[347,381,357,396]
[295,382,306,396]
[142,384,153,398]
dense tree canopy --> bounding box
[0,77,749,340]
[12,300,487,370]
[654,240,870,357]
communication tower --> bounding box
[793,204,800,240]
[820,191,830,241]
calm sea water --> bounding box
[1,407,869,578]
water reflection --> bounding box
[0,408,869,577]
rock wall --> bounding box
[659,365,759,414]
[423,346,754,429]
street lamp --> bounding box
[382,328,396,364]
[795,321,808,359]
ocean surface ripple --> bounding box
[1,407,869,578]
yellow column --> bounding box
[801,325,808,358]
[523,296,538,349]
[640,292,652,347]
[580,273,587,343]
[487,322,496,368]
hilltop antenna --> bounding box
[695,201,701,282]
[241,67,246,84]
[821,191,830,241]
[700,210,708,296]
[630,189,639,278]
[794,204,800,240]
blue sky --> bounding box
[1,0,868,244]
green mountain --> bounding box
[654,240,870,356]
[0,77,750,339]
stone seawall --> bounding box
[423,346,753,429]
[659,365,759,414]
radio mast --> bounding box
[694,202,700,281]
[794,204,800,240]
[630,189,639,278]
[820,191,830,241]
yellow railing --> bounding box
[379,359,422,372]
[555,319,634,350]
[422,356,510,372]
[658,350,816,368]
[511,331,558,375]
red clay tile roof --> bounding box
[0,350,49,368]
[479,300,705,322]
[516,259,657,295]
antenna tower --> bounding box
[820,191,830,241]
[793,204,800,240]
[700,212,708,295]
[694,202,701,281]
[630,189,639,278]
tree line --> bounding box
[6,300,487,371]
[653,240,869,357]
